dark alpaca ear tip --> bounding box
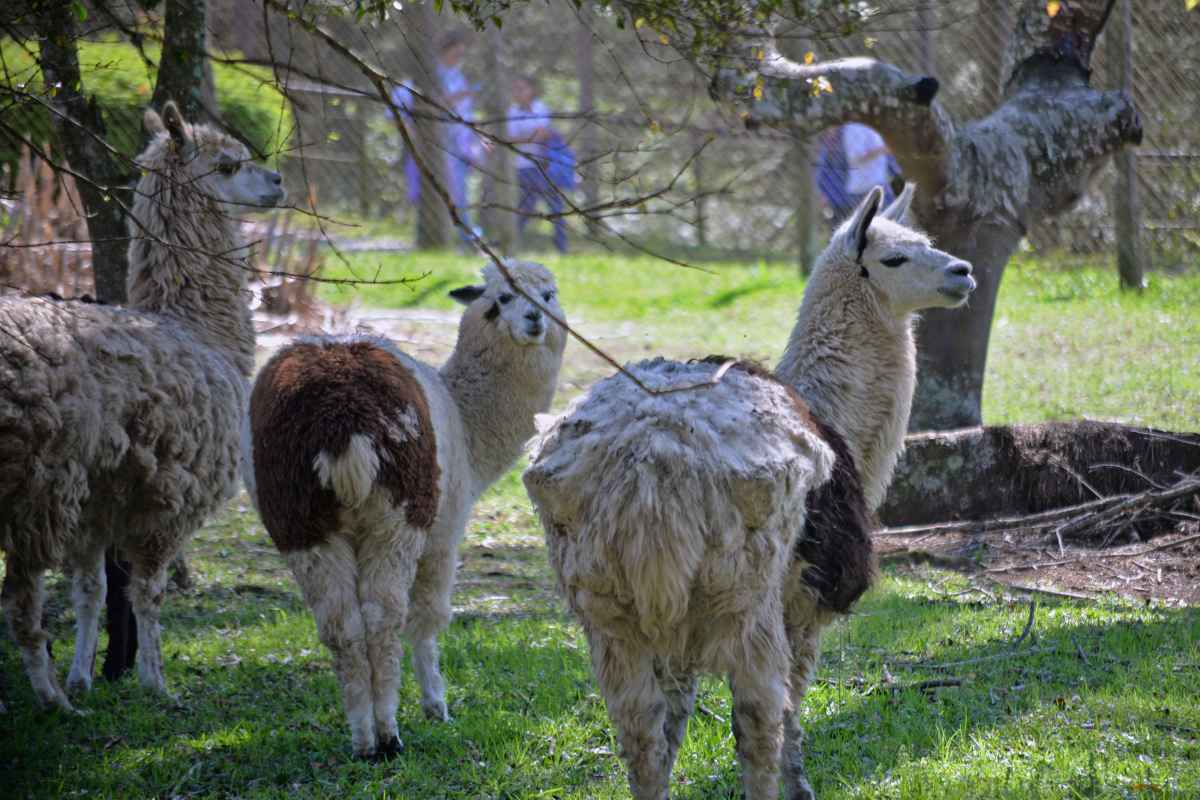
[448,285,486,305]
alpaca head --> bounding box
[449,260,567,355]
[141,101,286,210]
[824,185,975,316]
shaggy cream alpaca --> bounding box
[525,186,974,799]
[0,102,284,711]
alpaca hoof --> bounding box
[374,735,404,760]
[38,689,79,715]
[66,671,93,695]
[422,698,449,722]
[788,778,816,800]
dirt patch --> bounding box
[876,522,1200,605]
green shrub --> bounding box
[0,37,290,176]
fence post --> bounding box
[1106,0,1147,290]
[575,9,600,238]
[693,132,708,249]
[794,136,815,275]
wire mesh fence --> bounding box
[2,0,1197,268]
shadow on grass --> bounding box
[3,563,1196,798]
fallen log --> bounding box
[881,421,1200,528]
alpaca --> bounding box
[247,260,566,759]
[523,186,974,800]
[0,102,284,712]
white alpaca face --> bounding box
[450,261,566,349]
[838,186,975,315]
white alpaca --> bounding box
[524,186,974,800]
[247,260,566,759]
[0,102,285,711]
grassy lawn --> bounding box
[3,251,1199,798]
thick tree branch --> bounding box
[1004,0,1117,91]
[715,48,953,197]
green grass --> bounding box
[3,251,1199,798]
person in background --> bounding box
[507,75,569,253]
[390,30,487,241]
[815,123,898,228]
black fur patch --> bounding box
[484,302,500,321]
[697,356,875,614]
[796,416,875,613]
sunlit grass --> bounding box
[2,251,1198,798]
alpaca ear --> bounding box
[879,183,915,224]
[144,109,166,136]
[449,285,486,305]
[161,101,190,149]
[846,185,884,263]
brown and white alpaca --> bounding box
[523,186,974,800]
[247,260,566,759]
[0,102,285,711]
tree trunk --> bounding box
[722,0,1142,431]
[151,0,218,126]
[403,3,450,249]
[880,421,1200,527]
[32,1,134,305]
[478,27,516,250]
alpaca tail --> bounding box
[312,433,380,509]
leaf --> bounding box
[1188,0,1198,10]
[752,78,763,101]
[1046,1,1061,17]
[659,33,669,45]
[327,131,341,142]
[803,51,815,65]
[71,0,87,21]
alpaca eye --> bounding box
[542,290,555,302]
[498,293,514,304]
[881,255,908,268]
[218,162,239,176]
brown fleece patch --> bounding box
[698,356,875,614]
[250,340,440,552]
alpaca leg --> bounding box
[358,534,420,754]
[288,539,376,758]
[1,555,73,712]
[782,623,825,800]
[589,630,671,800]
[66,549,107,694]
[655,660,697,774]
[405,531,455,723]
[128,561,171,696]
[729,625,790,800]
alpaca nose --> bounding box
[948,260,972,277]
[525,309,542,323]
[270,172,282,185]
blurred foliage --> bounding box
[307,0,868,63]
[0,37,291,176]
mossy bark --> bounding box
[880,422,1200,527]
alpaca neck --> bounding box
[440,343,559,494]
[126,181,256,378]
[776,270,916,511]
